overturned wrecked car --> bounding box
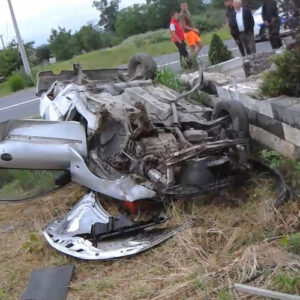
[0,55,292,260]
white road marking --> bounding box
[0,97,40,112]
[158,61,179,67]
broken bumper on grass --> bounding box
[43,192,193,260]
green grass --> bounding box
[274,272,300,294]
[0,81,12,97]
[155,68,183,92]
[0,169,62,201]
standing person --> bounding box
[229,0,256,56]
[169,11,190,66]
[225,0,245,56]
[262,0,282,49]
[179,2,202,55]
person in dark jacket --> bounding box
[224,0,245,56]
[229,0,256,56]
[262,0,282,49]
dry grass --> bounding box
[0,171,300,299]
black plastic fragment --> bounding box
[20,264,74,300]
[91,213,166,241]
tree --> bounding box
[0,48,22,77]
[210,0,224,9]
[115,4,162,37]
[93,0,120,32]
[210,0,260,9]
[146,0,203,26]
[36,45,51,63]
[49,27,74,61]
[72,25,104,52]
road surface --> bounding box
[0,40,272,122]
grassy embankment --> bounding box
[0,28,230,98]
[0,155,299,299]
[0,81,11,98]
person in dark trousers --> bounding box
[169,11,189,65]
[224,0,245,57]
[262,0,282,49]
[228,0,256,56]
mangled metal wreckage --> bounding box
[0,55,291,260]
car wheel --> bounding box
[128,54,157,80]
[212,100,249,139]
[259,25,269,41]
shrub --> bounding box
[208,33,232,65]
[23,75,34,87]
[17,71,34,87]
[260,48,300,98]
[8,74,25,92]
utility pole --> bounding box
[0,35,5,49]
[7,0,31,76]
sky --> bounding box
[0,0,146,49]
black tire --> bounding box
[128,54,157,80]
[212,100,249,138]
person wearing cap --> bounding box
[169,11,190,66]
[262,0,282,49]
[228,0,256,56]
[179,2,202,55]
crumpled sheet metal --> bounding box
[43,192,193,260]
[69,147,157,201]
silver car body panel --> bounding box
[69,147,156,201]
[43,192,193,260]
[0,120,87,170]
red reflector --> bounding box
[124,201,139,214]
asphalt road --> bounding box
[0,40,273,122]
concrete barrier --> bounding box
[180,71,300,159]
[217,80,300,159]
